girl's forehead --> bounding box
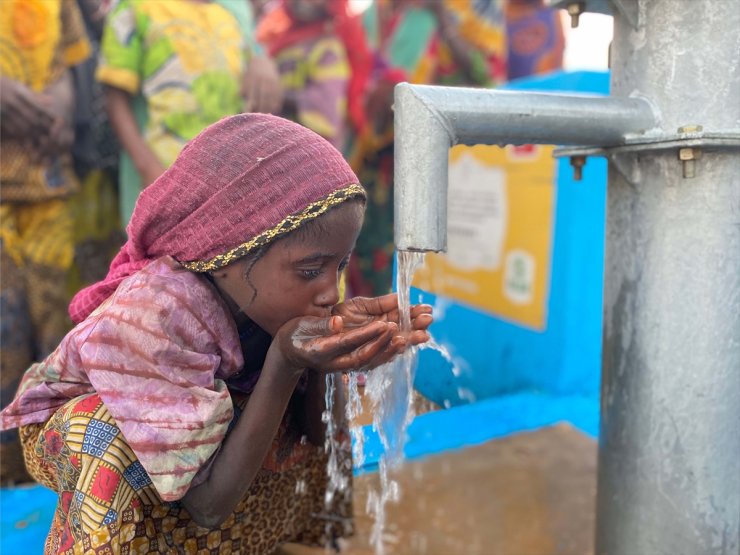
[277,202,365,255]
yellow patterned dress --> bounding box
[97,0,257,224]
[0,0,91,484]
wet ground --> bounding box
[279,421,597,555]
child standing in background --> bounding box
[1,114,432,554]
[98,0,283,225]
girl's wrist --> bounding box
[263,342,306,386]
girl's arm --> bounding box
[181,347,301,529]
[103,85,166,187]
[182,316,397,528]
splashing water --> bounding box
[329,251,456,554]
[364,251,426,554]
[421,337,464,378]
[322,372,351,540]
[346,371,366,468]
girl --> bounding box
[0,114,432,554]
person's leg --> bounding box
[0,204,34,484]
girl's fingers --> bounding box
[406,330,431,346]
[410,304,433,318]
[367,335,408,368]
[292,315,343,339]
[367,293,399,315]
[329,327,398,371]
[412,313,434,330]
[309,321,393,358]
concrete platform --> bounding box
[280,423,597,555]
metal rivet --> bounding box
[567,2,586,28]
[570,155,586,181]
[677,125,704,134]
[678,147,702,178]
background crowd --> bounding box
[0,0,564,485]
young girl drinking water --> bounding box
[0,114,432,554]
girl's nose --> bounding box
[316,276,340,308]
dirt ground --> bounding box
[278,421,597,555]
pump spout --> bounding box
[393,83,657,252]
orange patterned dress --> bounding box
[4,258,352,553]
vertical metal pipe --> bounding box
[598,1,740,553]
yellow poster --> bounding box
[412,144,556,330]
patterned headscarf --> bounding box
[69,113,365,324]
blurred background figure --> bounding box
[98,0,283,225]
[0,0,91,484]
[69,0,124,291]
[505,0,564,81]
[347,0,508,298]
[256,0,371,150]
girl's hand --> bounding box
[332,293,433,346]
[271,315,406,376]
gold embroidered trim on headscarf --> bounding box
[181,184,366,272]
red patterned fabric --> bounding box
[257,0,372,133]
[69,114,361,324]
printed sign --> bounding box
[412,144,556,330]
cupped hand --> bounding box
[332,293,433,347]
[272,315,407,376]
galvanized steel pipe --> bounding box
[393,1,739,552]
[393,84,657,251]
[598,0,740,553]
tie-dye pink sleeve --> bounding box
[78,261,242,501]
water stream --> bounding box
[325,251,466,553]
[364,251,425,554]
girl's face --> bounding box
[212,201,365,336]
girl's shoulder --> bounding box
[117,255,223,313]
[77,255,241,363]
[91,256,234,338]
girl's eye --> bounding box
[300,268,322,280]
[338,257,350,273]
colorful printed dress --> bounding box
[256,1,365,151]
[1,257,352,554]
[505,0,565,81]
[0,0,91,484]
[97,0,259,224]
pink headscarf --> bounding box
[69,114,364,324]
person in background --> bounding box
[98,0,284,226]
[0,0,91,484]
[347,0,508,297]
[256,0,371,151]
[505,0,565,81]
[68,0,125,292]
[1,114,432,554]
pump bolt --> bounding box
[570,155,586,181]
[677,125,703,134]
[567,2,585,28]
[678,147,702,178]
